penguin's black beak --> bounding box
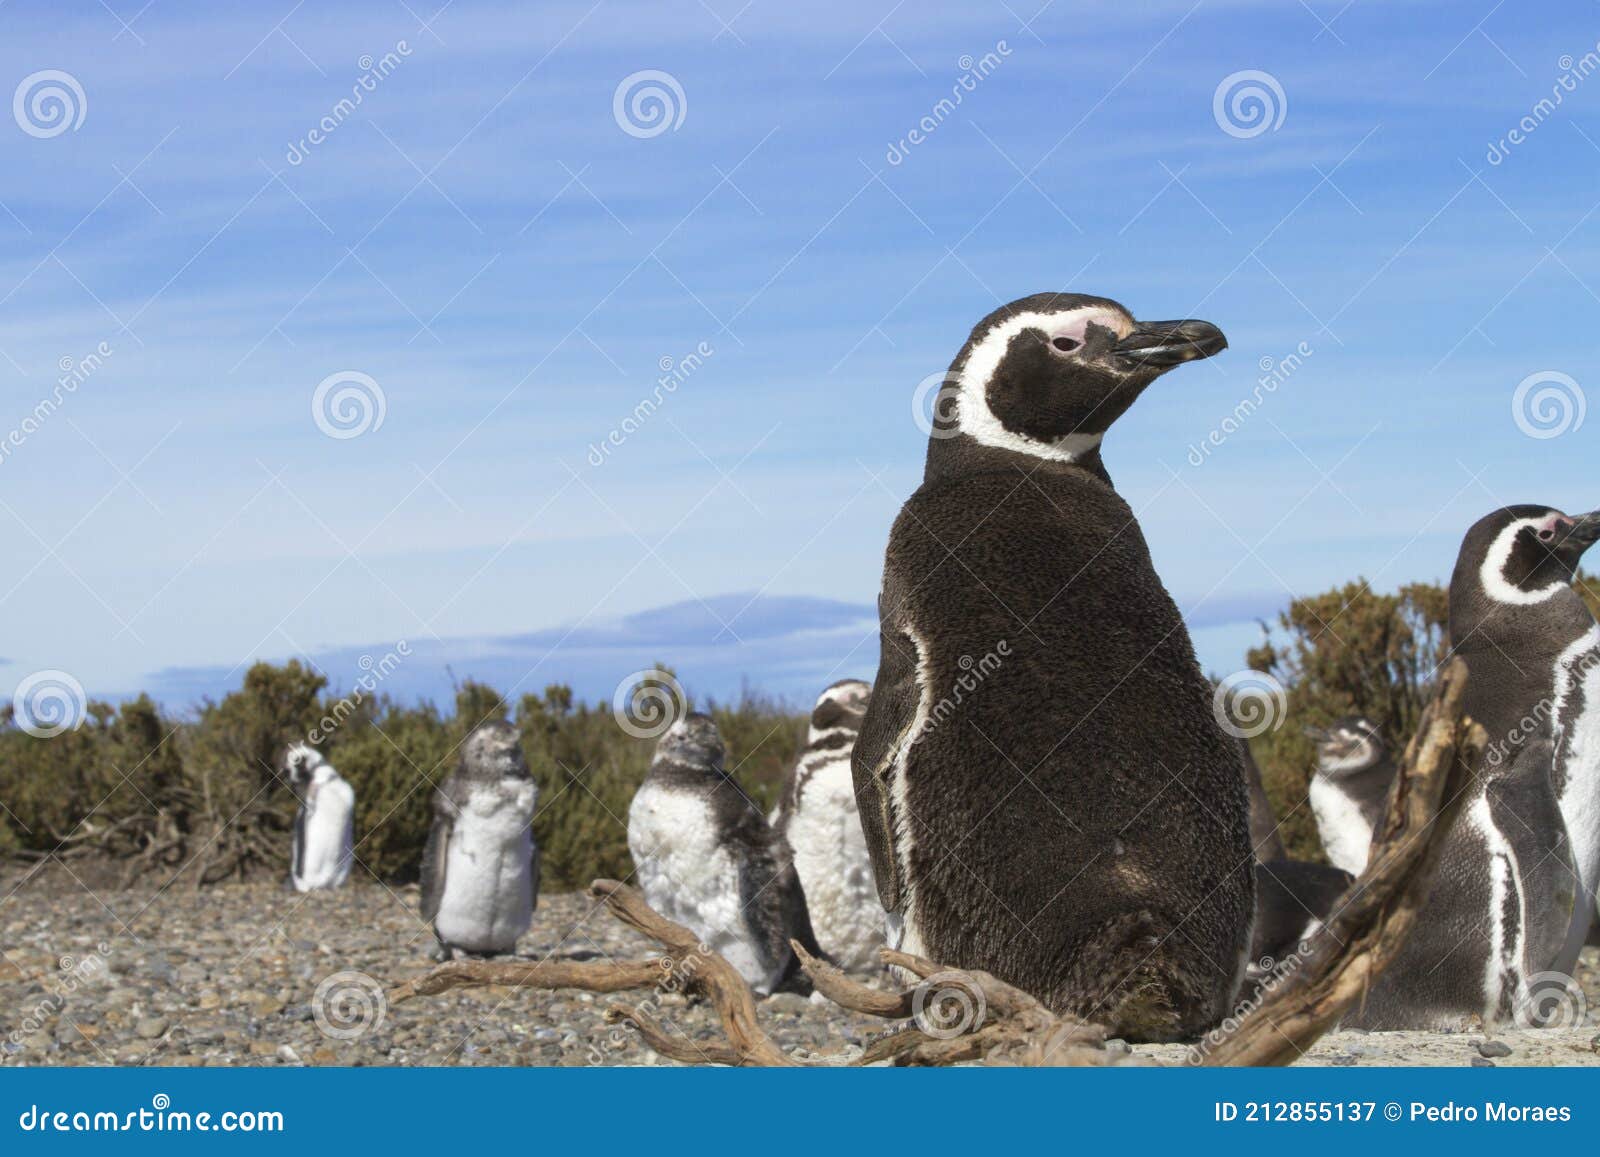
[1115,319,1228,369]
[1563,511,1600,550]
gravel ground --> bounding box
[3,865,1599,1067]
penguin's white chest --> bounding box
[293,778,355,893]
[1308,778,1374,876]
[435,782,536,954]
[627,782,776,992]
[785,757,887,970]
[1555,629,1600,913]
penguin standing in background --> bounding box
[284,744,355,893]
[421,720,540,958]
[774,679,885,971]
[629,713,825,996]
[1351,505,1599,1029]
[853,293,1254,1042]
[1307,717,1397,875]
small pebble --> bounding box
[1478,1040,1513,1059]
[1471,1056,1495,1068]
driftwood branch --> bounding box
[392,660,1479,1067]
[1199,656,1482,1066]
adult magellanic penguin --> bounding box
[773,679,885,970]
[421,720,541,958]
[1350,505,1599,1029]
[853,293,1254,1042]
[629,713,826,996]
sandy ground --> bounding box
[2,868,1598,1067]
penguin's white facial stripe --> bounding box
[1480,518,1568,605]
[955,308,1130,463]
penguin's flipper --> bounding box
[852,579,922,914]
[419,800,453,926]
[1487,738,1575,973]
[291,806,307,886]
[528,834,542,914]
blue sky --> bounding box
[1,0,1597,714]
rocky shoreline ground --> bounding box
[3,870,1598,1068]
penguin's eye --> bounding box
[1539,528,1556,542]
[1052,337,1081,353]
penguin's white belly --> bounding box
[628,783,776,993]
[1555,633,1600,926]
[293,782,354,893]
[786,758,887,970]
[1308,778,1373,876]
[435,787,536,954]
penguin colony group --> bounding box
[279,292,1600,1043]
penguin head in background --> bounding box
[1306,716,1388,778]
[807,679,871,743]
[934,292,1227,466]
[1451,505,1600,638]
[653,712,727,773]
[460,719,532,782]
[282,743,324,791]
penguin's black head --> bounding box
[1457,504,1600,607]
[937,292,1226,464]
[461,719,531,781]
[654,712,726,771]
[1306,716,1388,776]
